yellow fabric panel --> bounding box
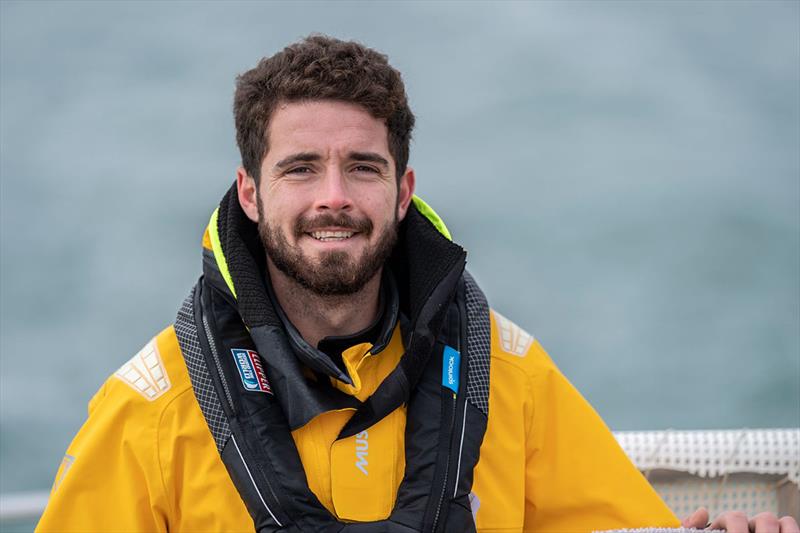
[290,326,407,520]
[158,388,252,531]
[523,343,679,532]
[36,329,182,532]
[330,410,406,521]
[292,408,350,514]
[330,336,403,402]
[36,327,253,533]
[472,312,680,533]
[472,356,531,530]
[202,226,213,251]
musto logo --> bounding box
[232,349,272,394]
[355,430,368,475]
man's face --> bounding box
[239,100,415,296]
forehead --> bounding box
[265,100,390,159]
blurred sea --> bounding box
[1,0,798,517]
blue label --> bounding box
[442,345,460,394]
[232,348,260,391]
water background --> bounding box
[1,0,798,509]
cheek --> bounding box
[259,202,293,235]
[261,190,297,222]
[363,187,398,215]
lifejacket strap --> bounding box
[463,271,491,416]
[175,283,232,453]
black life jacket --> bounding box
[173,185,492,532]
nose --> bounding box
[313,167,352,212]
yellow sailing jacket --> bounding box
[37,310,679,532]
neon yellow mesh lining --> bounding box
[411,196,451,241]
[208,208,237,299]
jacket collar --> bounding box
[262,263,400,385]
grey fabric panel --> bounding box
[174,286,231,453]
[463,271,491,416]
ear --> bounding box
[236,166,260,223]
[396,166,416,221]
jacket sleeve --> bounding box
[523,344,680,532]
[35,374,170,532]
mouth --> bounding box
[307,230,358,242]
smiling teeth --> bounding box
[311,230,354,241]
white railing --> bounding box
[2,428,798,523]
[614,428,799,519]
[0,490,49,522]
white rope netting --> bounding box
[613,428,799,519]
[614,429,799,483]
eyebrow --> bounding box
[347,152,390,170]
[273,152,321,171]
[272,151,391,172]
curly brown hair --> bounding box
[234,35,415,183]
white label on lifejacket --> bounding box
[355,430,368,475]
[115,339,171,400]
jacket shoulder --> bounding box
[487,309,556,378]
[36,326,198,532]
[90,325,193,416]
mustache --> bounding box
[294,213,373,236]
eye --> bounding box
[283,166,318,180]
[286,166,312,175]
[352,165,380,174]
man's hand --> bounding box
[682,507,800,533]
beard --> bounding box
[257,198,398,297]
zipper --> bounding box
[431,392,458,532]
[202,313,235,413]
[231,434,283,527]
[452,287,470,499]
[452,399,468,498]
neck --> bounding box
[266,261,382,348]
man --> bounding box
[37,35,797,533]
